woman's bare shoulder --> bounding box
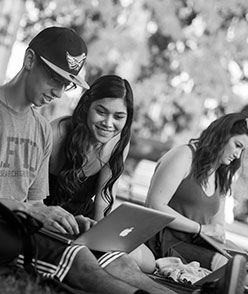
[160,144,193,164]
[50,116,71,139]
[156,144,193,177]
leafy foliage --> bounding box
[19,0,248,146]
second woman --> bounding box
[45,75,133,221]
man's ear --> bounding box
[23,48,36,70]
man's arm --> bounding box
[0,198,27,211]
[28,201,96,235]
[27,200,80,235]
[0,198,80,235]
[24,122,79,234]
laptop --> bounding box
[40,202,175,253]
[151,234,248,288]
[192,232,248,286]
[150,231,248,288]
[199,232,248,259]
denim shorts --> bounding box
[146,227,216,270]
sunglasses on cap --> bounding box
[36,53,77,92]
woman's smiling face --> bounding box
[87,97,128,144]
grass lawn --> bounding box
[0,269,65,294]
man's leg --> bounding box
[64,247,156,294]
[18,233,154,294]
[105,253,247,294]
[104,253,177,294]
[129,244,156,273]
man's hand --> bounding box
[75,215,97,233]
[27,202,79,235]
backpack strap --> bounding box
[0,203,42,273]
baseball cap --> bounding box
[29,26,89,89]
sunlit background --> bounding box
[1,0,248,240]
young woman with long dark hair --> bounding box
[45,75,133,220]
[146,113,248,272]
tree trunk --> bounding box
[0,0,25,83]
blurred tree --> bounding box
[4,0,248,147]
[0,0,25,83]
[142,0,248,141]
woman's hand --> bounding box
[201,223,226,243]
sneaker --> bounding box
[192,254,247,294]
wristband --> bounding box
[197,223,202,236]
[193,223,202,238]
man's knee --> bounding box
[105,253,140,274]
[129,245,156,273]
[64,246,104,290]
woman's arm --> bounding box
[94,143,130,221]
[94,168,124,221]
[93,165,114,221]
[146,145,201,234]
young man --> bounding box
[0,26,245,294]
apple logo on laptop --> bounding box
[119,227,134,237]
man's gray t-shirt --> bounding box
[0,99,52,201]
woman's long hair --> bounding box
[190,113,248,195]
[55,75,134,216]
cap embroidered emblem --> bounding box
[245,118,248,129]
[66,52,86,72]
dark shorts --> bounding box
[146,227,216,270]
[0,221,22,265]
[16,232,124,281]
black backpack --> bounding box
[0,202,43,275]
[0,203,93,294]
